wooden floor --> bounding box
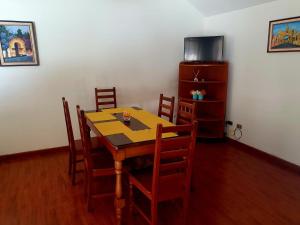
[1,142,300,225]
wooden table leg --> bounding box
[115,160,125,225]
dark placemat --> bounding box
[113,113,150,131]
[85,109,101,113]
[93,119,118,124]
[131,106,143,110]
[106,133,133,147]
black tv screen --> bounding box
[184,36,224,62]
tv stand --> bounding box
[183,60,226,65]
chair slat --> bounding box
[160,148,189,159]
[161,136,191,151]
[162,124,193,133]
[95,88,114,92]
[162,96,173,101]
[160,161,187,172]
[177,118,190,125]
[96,95,114,99]
[160,111,171,118]
[161,103,172,110]
[97,101,115,105]
[178,111,193,120]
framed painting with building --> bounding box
[0,20,39,66]
[267,16,300,53]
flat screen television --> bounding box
[184,36,224,62]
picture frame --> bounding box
[0,20,39,66]
[267,16,300,53]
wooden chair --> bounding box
[95,87,117,111]
[62,97,102,185]
[128,121,198,225]
[157,94,175,122]
[176,100,196,125]
[76,105,115,211]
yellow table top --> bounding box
[85,107,176,147]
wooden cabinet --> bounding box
[178,62,228,139]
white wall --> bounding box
[204,0,300,165]
[0,0,204,155]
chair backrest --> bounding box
[62,97,75,152]
[95,87,117,111]
[152,121,198,202]
[176,100,196,125]
[76,105,93,170]
[157,94,175,122]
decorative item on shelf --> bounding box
[201,78,205,82]
[198,89,207,100]
[193,69,200,82]
[123,111,131,123]
[190,89,207,100]
[190,90,198,100]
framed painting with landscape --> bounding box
[0,20,39,66]
[267,16,300,53]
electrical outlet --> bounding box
[237,124,242,129]
[227,126,235,138]
[230,127,235,136]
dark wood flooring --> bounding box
[0,142,299,225]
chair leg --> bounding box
[84,168,88,198]
[72,155,76,185]
[87,175,94,212]
[151,201,158,225]
[129,182,134,225]
[183,196,190,225]
[68,151,72,175]
[190,172,195,192]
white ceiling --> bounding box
[188,0,277,16]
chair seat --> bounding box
[91,152,115,176]
[74,137,105,155]
[129,169,185,202]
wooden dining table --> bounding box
[85,107,176,225]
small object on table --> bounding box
[123,111,131,122]
[201,78,205,82]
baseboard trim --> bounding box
[2,140,299,175]
[227,138,300,175]
[0,146,69,162]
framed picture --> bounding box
[267,16,300,53]
[0,20,39,66]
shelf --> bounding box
[180,80,225,84]
[198,130,224,138]
[197,117,224,122]
[181,97,224,104]
[180,62,228,67]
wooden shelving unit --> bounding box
[178,61,228,139]
[180,80,225,84]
